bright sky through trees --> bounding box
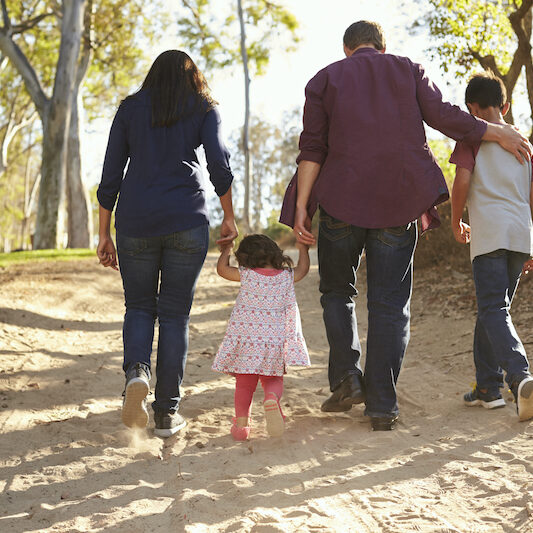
[83,0,464,186]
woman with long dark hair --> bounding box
[96,50,238,437]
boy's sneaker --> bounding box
[464,385,505,409]
[511,377,533,422]
[154,411,186,438]
[121,363,150,429]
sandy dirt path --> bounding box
[0,253,532,532]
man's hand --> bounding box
[97,235,118,270]
[452,219,471,244]
[216,217,238,246]
[497,123,532,164]
[293,206,315,245]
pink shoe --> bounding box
[230,418,251,441]
[263,396,284,437]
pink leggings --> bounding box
[234,374,283,418]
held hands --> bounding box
[216,217,238,246]
[295,240,310,252]
[97,235,118,270]
[293,206,315,246]
[218,240,234,254]
[452,219,471,244]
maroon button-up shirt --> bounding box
[294,47,487,231]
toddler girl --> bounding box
[213,234,311,440]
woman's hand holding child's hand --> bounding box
[452,220,471,244]
[217,217,238,246]
[219,241,234,253]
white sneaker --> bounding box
[122,363,150,428]
[516,377,533,422]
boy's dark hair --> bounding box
[343,21,385,51]
[235,234,293,270]
[465,72,507,109]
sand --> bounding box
[0,253,532,532]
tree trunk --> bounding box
[237,0,251,233]
[508,2,533,140]
[34,0,85,249]
[67,0,93,248]
[66,87,92,248]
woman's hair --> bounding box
[129,50,216,127]
[235,234,293,270]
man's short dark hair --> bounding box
[343,21,385,51]
[465,72,507,109]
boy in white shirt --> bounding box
[450,72,533,422]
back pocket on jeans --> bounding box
[173,224,209,254]
[117,234,148,256]
[319,212,351,242]
[377,223,414,248]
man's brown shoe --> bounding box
[321,374,365,412]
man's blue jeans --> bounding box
[116,225,209,413]
[472,249,530,394]
[318,208,417,418]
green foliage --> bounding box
[0,248,94,267]
[228,109,300,229]
[263,210,292,241]
[84,0,166,118]
[418,0,517,78]
[0,0,167,250]
[177,0,300,76]
[428,138,455,186]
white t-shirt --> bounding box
[450,140,533,261]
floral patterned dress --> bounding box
[212,268,310,376]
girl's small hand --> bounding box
[295,241,310,252]
[219,241,233,253]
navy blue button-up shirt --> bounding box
[97,90,233,237]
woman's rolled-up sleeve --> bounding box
[200,108,234,197]
[97,105,129,211]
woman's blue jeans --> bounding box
[472,249,530,394]
[117,225,209,414]
[318,208,418,418]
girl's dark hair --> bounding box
[130,50,216,127]
[465,72,507,109]
[235,234,293,270]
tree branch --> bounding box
[468,48,502,77]
[0,0,49,118]
[2,111,37,167]
[75,0,93,88]
[1,0,10,32]
[11,12,56,35]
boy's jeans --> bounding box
[472,249,530,394]
[318,208,418,418]
[116,225,209,413]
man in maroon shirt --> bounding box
[291,21,531,430]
